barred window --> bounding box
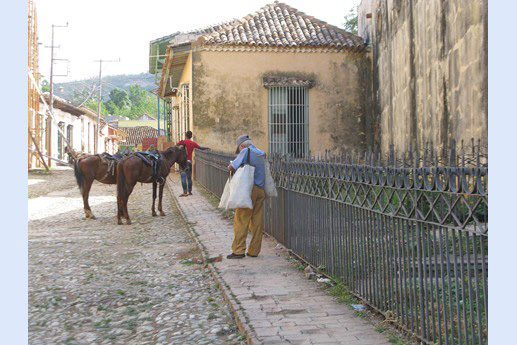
[58,122,65,160]
[180,83,190,134]
[67,124,73,152]
[268,86,309,158]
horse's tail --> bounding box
[116,159,127,201]
[73,159,84,194]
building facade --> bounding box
[149,1,488,156]
[151,1,372,156]
[37,95,125,165]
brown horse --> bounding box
[73,152,123,219]
[116,146,187,225]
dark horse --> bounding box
[72,151,124,219]
[116,146,187,225]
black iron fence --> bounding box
[194,141,488,345]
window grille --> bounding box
[180,83,190,135]
[81,118,85,152]
[175,106,180,142]
[164,99,172,142]
[67,124,73,153]
[268,86,309,158]
[58,122,65,159]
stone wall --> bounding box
[358,0,488,154]
[191,49,373,155]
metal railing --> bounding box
[194,141,488,345]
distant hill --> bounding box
[54,73,157,101]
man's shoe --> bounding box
[226,253,245,259]
[246,253,258,257]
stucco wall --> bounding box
[49,108,82,159]
[358,0,488,154]
[42,106,110,160]
[190,49,372,155]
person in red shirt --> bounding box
[176,131,209,196]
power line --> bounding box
[43,22,68,167]
[76,83,98,108]
[93,58,120,154]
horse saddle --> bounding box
[99,152,123,162]
[135,152,162,182]
[96,152,124,176]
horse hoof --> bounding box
[90,215,96,220]
[117,220,123,225]
[126,220,132,225]
[160,212,166,217]
[152,212,157,217]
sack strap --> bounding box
[246,148,251,164]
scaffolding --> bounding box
[28,0,41,169]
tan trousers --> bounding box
[232,185,266,256]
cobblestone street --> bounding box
[28,169,243,345]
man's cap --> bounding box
[235,134,250,154]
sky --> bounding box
[36,0,358,83]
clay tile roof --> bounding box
[200,1,364,50]
[186,20,239,35]
[118,126,165,146]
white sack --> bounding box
[218,177,231,209]
[264,161,278,197]
[227,164,255,209]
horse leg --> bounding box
[158,182,166,216]
[152,181,158,217]
[83,179,96,219]
[117,196,123,225]
[123,183,135,225]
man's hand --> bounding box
[227,164,235,174]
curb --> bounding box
[165,177,260,345]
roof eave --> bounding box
[158,43,192,98]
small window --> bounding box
[268,86,309,158]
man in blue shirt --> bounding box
[226,135,266,259]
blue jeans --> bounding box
[180,161,193,193]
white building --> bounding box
[37,94,125,166]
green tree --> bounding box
[108,88,132,111]
[39,74,50,92]
[344,4,358,35]
[130,93,158,117]
[128,85,148,108]
[41,79,50,93]
[85,99,107,115]
[104,99,120,115]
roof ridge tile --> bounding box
[181,1,364,51]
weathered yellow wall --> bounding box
[358,0,488,154]
[191,49,372,155]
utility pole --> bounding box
[93,58,119,154]
[45,22,68,166]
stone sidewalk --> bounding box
[167,174,391,345]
